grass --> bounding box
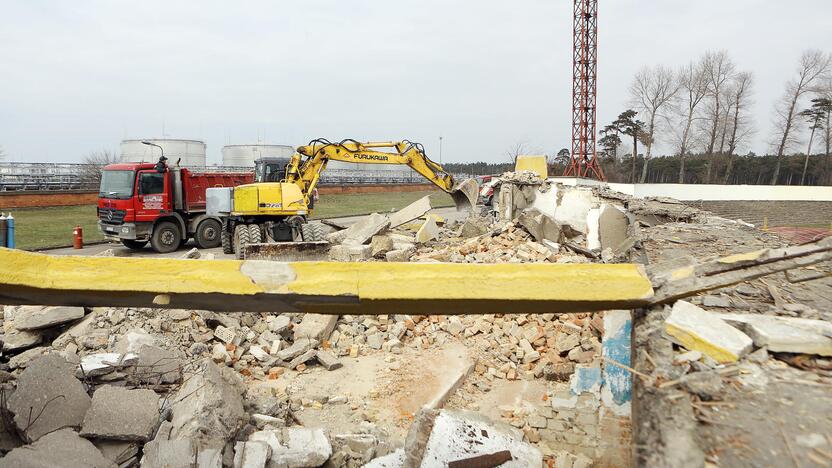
[311,190,454,219]
[8,190,455,250]
[9,205,104,250]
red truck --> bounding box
[97,162,253,253]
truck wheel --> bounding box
[300,222,324,241]
[195,219,222,249]
[121,239,147,250]
[233,224,250,260]
[151,221,182,254]
[221,226,234,254]
[247,224,263,244]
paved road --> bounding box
[44,206,467,259]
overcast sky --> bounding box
[1,1,830,164]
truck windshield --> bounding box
[99,170,135,199]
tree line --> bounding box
[600,49,832,185]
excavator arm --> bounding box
[285,139,478,211]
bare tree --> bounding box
[629,65,679,183]
[505,142,527,165]
[80,149,120,185]
[769,49,832,184]
[722,72,755,183]
[799,98,828,185]
[672,59,709,183]
[701,50,736,183]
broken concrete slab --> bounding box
[389,195,432,228]
[419,410,542,467]
[459,215,491,238]
[341,213,391,246]
[286,349,317,369]
[170,359,247,443]
[94,440,140,466]
[8,346,50,370]
[77,352,139,378]
[294,314,338,342]
[8,354,91,442]
[370,235,395,258]
[415,216,439,243]
[249,428,332,468]
[114,328,157,354]
[702,295,732,308]
[718,313,832,356]
[665,301,753,363]
[0,428,114,468]
[598,203,629,251]
[517,210,561,244]
[385,247,414,262]
[81,386,160,441]
[315,350,343,370]
[276,338,316,362]
[132,344,183,384]
[140,439,196,468]
[14,305,85,330]
[328,244,372,262]
[233,441,271,468]
[2,328,42,351]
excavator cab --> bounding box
[254,157,291,183]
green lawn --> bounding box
[9,205,104,250]
[8,190,454,250]
[311,190,453,219]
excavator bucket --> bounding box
[450,178,479,212]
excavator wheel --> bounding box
[247,224,263,244]
[233,224,250,260]
[221,227,234,254]
[300,222,325,242]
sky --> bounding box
[1,1,830,165]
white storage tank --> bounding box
[221,144,294,167]
[120,139,207,167]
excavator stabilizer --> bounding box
[451,178,479,212]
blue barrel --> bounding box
[6,214,14,249]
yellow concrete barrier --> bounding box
[0,248,654,314]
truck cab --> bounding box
[98,161,252,253]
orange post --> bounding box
[72,225,83,249]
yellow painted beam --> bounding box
[0,248,654,314]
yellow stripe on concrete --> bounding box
[0,248,654,314]
[664,323,739,364]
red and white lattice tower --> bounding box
[563,0,605,180]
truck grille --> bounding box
[98,208,126,225]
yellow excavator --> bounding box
[207,139,479,257]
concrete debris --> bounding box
[459,215,491,238]
[115,328,157,354]
[315,349,343,370]
[718,313,832,356]
[370,235,395,257]
[0,428,114,468]
[233,441,271,468]
[182,247,201,259]
[276,337,316,362]
[249,428,333,468]
[169,359,247,443]
[664,300,753,363]
[80,386,161,441]
[8,354,92,442]
[94,440,140,465]
[329,244,372,262]
[415,216,439,243]
[419,410,542,467]
[2,328,43,351]
[293,313,338,342]
[517,210,561,244]
[77,352,139,378]
[701,295,732,308]
[389,195,432,228]
[341,213,391,246]
[8,346,50,370]
[140,439,196,468]
[13,305,85,330]
[385,247,414,262]
[132,344,183,384]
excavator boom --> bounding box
[288,139,478,211]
